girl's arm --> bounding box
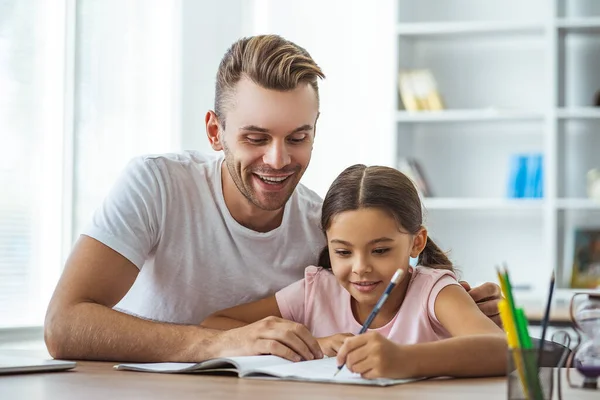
[200,296,282,330]
[337,284,507,379]
[403,284,508,378]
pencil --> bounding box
[502,264,544,400]
[536,271,555,368]
[499,299,529,399]
[333,269,404,377]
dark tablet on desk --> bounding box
[0,355,76,374]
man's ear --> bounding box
[205,110,224,151]
[410,227,428,258]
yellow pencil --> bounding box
[499,299,530,399]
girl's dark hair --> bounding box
[318,164,453,272]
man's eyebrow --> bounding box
[290,124,313,133]
[329,237,394,246]
[239,125,269,133]
[238,124,314,134]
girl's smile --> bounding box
[326,207,426,326]
[350,280,382,293]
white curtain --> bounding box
[73,0,181,235]
[0,0,181,329]
[0,0,67,328]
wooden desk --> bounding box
[0,358,597,400]
[525,304,572,326]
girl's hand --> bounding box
[336,331,412,379]
[317,333,354,357]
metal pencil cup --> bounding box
[507,348,553,400]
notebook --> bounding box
[0,355,76,374]
[115,355,420,386]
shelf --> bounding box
[396,109,545,123]
[396,21,545,37]
[422,198,545,210]
[556,107,600,119]
[556,198,600,210]
[394,2,600,291]
[556,17,600,32]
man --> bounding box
[44,35,502,363]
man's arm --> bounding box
[45,236,322,362]
[201,296,283,330]
[459,281,503,327]
[44,235,218,362]
[201,296,323,360]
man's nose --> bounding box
[263,141,291,170]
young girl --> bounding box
[202,164,507,379]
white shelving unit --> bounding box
[396,109,545,123]
[394,0,600,301]
[395,22,545,36]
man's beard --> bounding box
[222,143,300,211]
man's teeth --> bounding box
[258,175,288,183]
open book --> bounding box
[114,355,420,386]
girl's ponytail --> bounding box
[418,236,453,271]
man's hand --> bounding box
[459,281,503,328]
[336,332,409,379]
[212,316,323,362]
[317,333,354,357]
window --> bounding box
[72,0,180,234]
[0,0,180,329]
[0,0,67,328]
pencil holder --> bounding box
[507,348,553,400]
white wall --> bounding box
[180,0,397,197]
[252,0,397,197]
[179,0,252,153]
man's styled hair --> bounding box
[214,34,325,128]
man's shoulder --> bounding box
[126,151,220,182]
[291,182,323,226]
[293,182,323,210]
[137,150,219,170]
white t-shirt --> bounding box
[83,151,325,324]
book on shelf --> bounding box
[570,229,600,289]
[114,355,419,387]
[396,157,433,197]
[398,69,444,112]
[506,153,543,199]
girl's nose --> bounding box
[352,258,373,275]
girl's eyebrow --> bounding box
[329,237,394,246]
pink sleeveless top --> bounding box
[275,265,460,343]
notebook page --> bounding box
[114,362,198,373]
[115,355,292,374]
[244,357,419,386]
[219,355,293,373]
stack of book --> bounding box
[396,157,432,198]
[398,69,444,112]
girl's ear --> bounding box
[410,227,428,258]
